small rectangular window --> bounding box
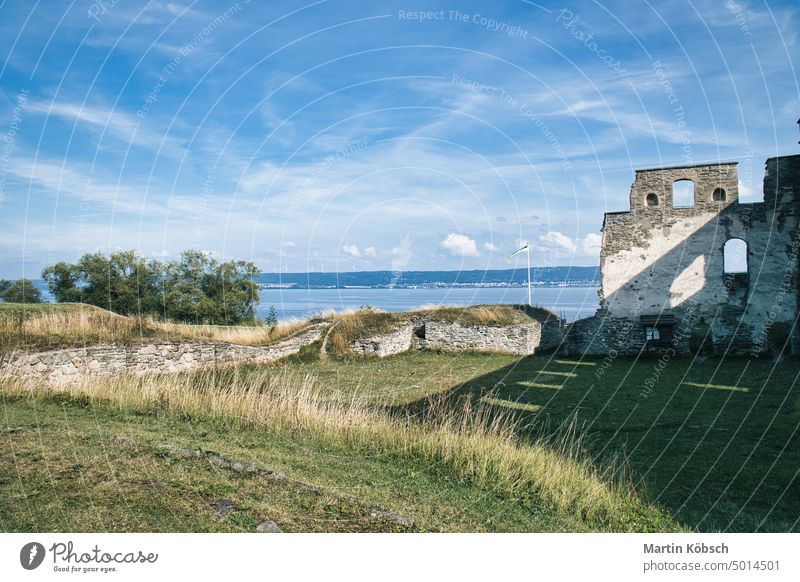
[645,326,660,341]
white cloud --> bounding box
[536,231,603,260]
[580,233,602,256]
[27,101,184,156]
[364,246,376,257]
[483,242,499,251]
[392,236,413,271]
[341,244,361,257]
[538,231,577,254]
[441,233,479,257]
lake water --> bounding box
[258,287,599,322]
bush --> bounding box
[42,250,260,324]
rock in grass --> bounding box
[209,498,236,517]
[256,520,282,533]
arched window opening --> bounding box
[712,187,727,202]
[645,193,659,206]
[672,179,695,208]
[723,238,748,273]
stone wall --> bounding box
[584,155,800,356]
[0,325,324,385]
[423,320,539,356]
[350,323,414,357]
[349,318,544,357]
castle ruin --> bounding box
[563,154,800,357]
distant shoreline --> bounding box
[257,266,600,290]
[260,282,599,290]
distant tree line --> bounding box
[0,278,42,303]
[41,250,261,324]
[256,266,601,288]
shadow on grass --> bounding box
[391,352,800,532]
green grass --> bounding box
[0,397,420,532]
[275,351,520,404]
[4,350,796,531]
[202,350,800,531]
[3,302,797,532]
[0,387,676,532]
[398,352,800,532]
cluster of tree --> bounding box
[42,250,261,324]
[0,278,42,303]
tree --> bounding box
[41,250,260,324]
[265,305,279,328]
[42,251,162,315]
[0,278,43,303]
[162,251,260,324]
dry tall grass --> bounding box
[144,317,310,346]
[0,304,310,352]
[417,304,531,325]
[0,368,668,529]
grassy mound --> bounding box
[0,302,308,354]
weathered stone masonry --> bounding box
[350,316,554,357]
[0,325,325,385]
[562,154,800,356]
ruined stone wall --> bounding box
[350,319,543,357]
[0,325,324,385]
[350,323,414,357]
[590,155,800,356]
[423,321,539,355]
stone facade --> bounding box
[350,323,414,357]
[566,155,800,356]
[1,325,325,385]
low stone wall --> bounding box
[350,318,547,358]
[0,325,324,385]
[350,323,413,357]
[424,320,539,356]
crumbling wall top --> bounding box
[628,161,739,214]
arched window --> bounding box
[645,193,659,206]
[712,188,726,202]
[672,179,695,208]
[723,238,748,273]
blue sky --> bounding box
[0,0,798,278]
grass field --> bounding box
[1,303,798,532]
[127,350,800,531]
